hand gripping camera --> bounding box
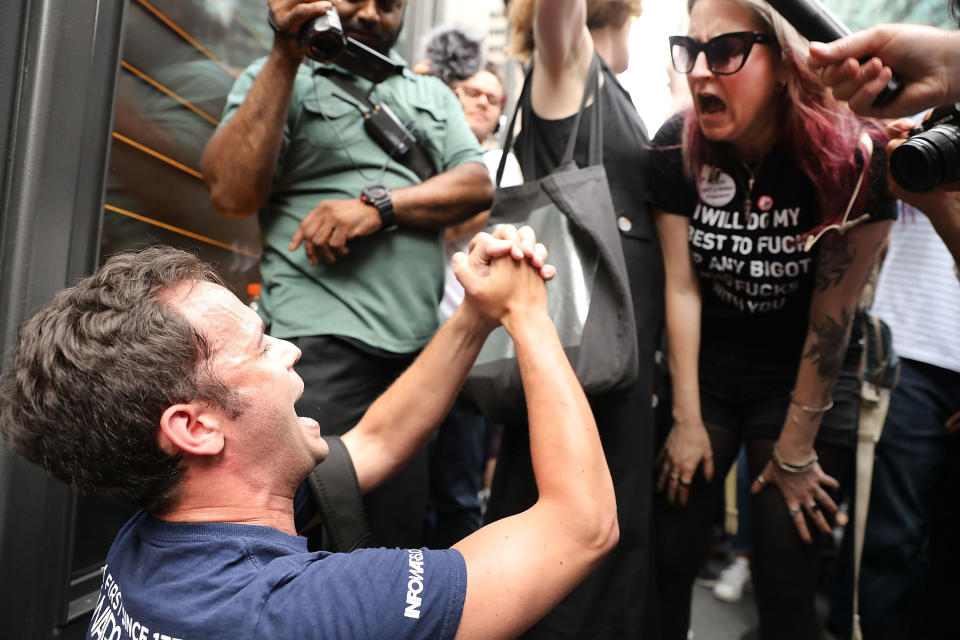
[889,104,960,192]
[298,6,402,84]
[293,6,435,180]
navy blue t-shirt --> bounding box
[85,511,466,640]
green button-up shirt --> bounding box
[222,52,483,352]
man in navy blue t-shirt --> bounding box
[0,225,618,640]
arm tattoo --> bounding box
[815,238,855,292]
[803,307,853,396]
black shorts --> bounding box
[698,339,861,447]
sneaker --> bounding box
[713,556,751,603]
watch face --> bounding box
[364,185,388,202]
[362,185,394,230]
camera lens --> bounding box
[890,123,960,192]
[298,8,346,62]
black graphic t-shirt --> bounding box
[647,114,896,360]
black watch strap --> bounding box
[361,185,396,231]
[267,10,298,40]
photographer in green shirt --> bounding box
[201,0,492,547]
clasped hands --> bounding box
[453,225,556,330]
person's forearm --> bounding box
[201,42,301,218]
[929,213,960,266]
[391,161,493,230]
[530,0,593,119]
[446,210,490,244]
[666,288,704,426]
[776,325,848,456]
[778,223,890,455]
[655,210,704,427]
[504,309,617,547]
[534,0,589,72]
[346,303,494,492]
[911,193,960,265]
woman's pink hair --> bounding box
[681,0,886,237]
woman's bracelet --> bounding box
[772,446,818,474]
[790,394,834,414]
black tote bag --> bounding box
[462,54,639,425]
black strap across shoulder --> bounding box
[321,71,436,181]
[306,435,373,552]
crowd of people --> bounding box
[3,0,960,638]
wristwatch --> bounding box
[360,185,396,231]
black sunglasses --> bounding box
[669,31,774,76]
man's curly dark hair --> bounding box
[419,25,486,86]
[0,246,246,513]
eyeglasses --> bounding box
[669,31,774,76]
[455,84,506,109]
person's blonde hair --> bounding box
[508,0,642,59]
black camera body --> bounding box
[298,6,346,61]
[298,7,402,84]
[889,104,960,192]
[364,105,414,157]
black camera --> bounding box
[298,6,347,62]
[298,7,402,84]
[889,104,960,192]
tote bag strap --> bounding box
[560,53,603,167]
[496,52,603,185]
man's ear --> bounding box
[158,403,225,457]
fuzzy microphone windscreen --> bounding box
[419,26,486,86]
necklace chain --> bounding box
[740,159,763,218]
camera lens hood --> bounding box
[890,124,960,192]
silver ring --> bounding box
[788,506,801,518]
[756,475,766,487]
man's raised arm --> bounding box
[340,227,554,493]
[201,0,330,218]
[450,231,618,639]
[530,0,594,119]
